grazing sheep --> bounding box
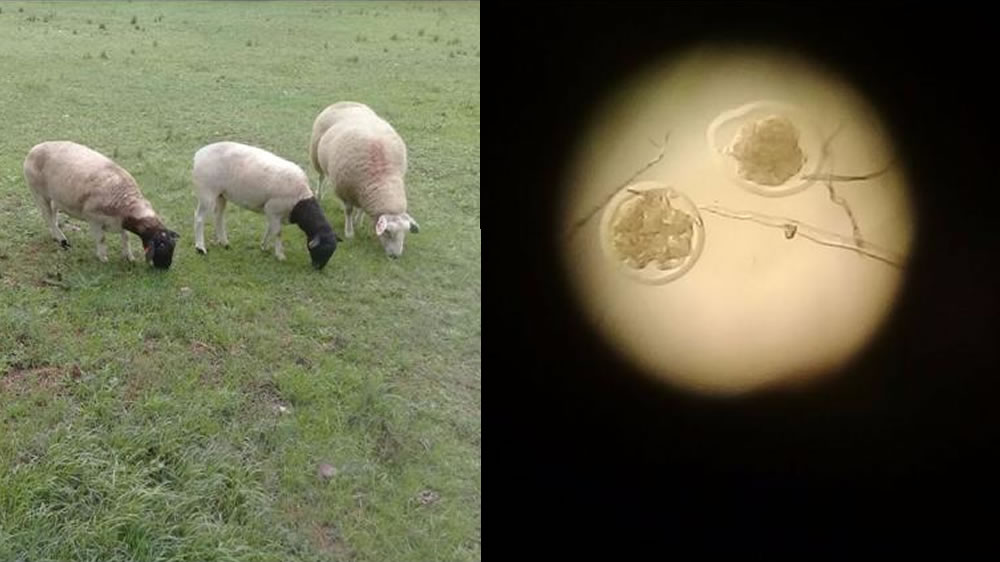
[192,141,339,270]
[23,141,180,269]
[309,101,419,258]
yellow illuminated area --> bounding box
[559,45,917,396]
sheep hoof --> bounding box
[59,239,71,249]
[196,247,207,255]
[223,244,230,250]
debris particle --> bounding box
[317,463,337,480]
[416,489,440,505]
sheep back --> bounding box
[193,141,312,215]
[314,104,408,217]
[24,141,156,229]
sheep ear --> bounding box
[308,236,320,249]
[375,215,388,236]
[405,214,420,234]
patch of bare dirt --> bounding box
[323,334,349,353]
[310,523,356,560]
[246,378,290,414]
[191,340,226,386]
[191,340,218,355]
[415,489,441,506]
[1,364,82,395]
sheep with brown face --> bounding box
[309,101,419,259]
[192,141,339,270]
[23,141,180,269]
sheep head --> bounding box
[144,229,180,269]
[307,231,339,270]
[290,197,339,270]
[375,213,419,259]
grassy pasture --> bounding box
[0,2,480,560]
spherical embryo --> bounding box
[727,114,805,186]
[611,189,695,270]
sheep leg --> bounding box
[270,214,286,261]
[33,193,69,248]
[259,225,272,250]
[314,172,325,200]
[194,198,212,254]
[258,216,285,260]
[353,208,366,230]
[213,195,229,248]
[273,232,285,261]
[121,231,135,262]
[260,215,273,252]
[343,203,355,238]
[90,222,108,262]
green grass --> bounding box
[0,2,480,560]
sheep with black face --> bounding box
[23,141,180,269]
[192,141,339,269]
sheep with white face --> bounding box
[309,101,419,259]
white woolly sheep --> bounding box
[192,141,339,270]
[23,141,180,269]
[309,101,419,259]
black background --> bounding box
[494,2,998,553]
